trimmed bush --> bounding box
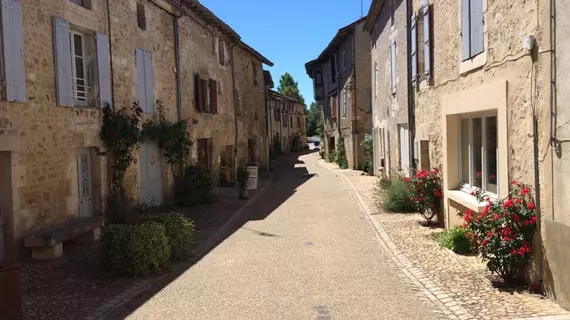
[102,222,171,276]
[319,149,326,159]
[362,160,373,174]
[144,212,195,260]
[176,165,217,206]
[327,149,336,163]
[381,176,415,213]
[439,226,472,254]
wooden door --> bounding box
[140,142,163,205]
[77,148,92,217]
[197,138,209,168]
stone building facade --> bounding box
[305,18,372,170]
[363,0,569,310]
[266,90,305,154]
[365,0,411,178]
[0,0,272,261]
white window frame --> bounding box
[70,30,95,107]
[458,111,498,198]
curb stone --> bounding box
[85,173,275,320]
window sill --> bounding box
[459,51,487,75]
[446,189,487,213]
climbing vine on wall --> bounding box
[141,100,193,184]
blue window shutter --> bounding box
[135,48,146,111]
[53,16,73,107]
[461,0,471,61]
[143,51,154,113]
[423,1,431,80]
[470,0,484,56]
[411,13,417,84]
[390,39,396,95]
[96,33,111,108]
[1,0,26,102]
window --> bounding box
[330,55,336,83]
[316,72,322,85]
[70,0,91,9]
[331,95,338,119]
[461,0,484,61]
[389,39,396,95]
[290,116,293,127]
[297,116,301,127]
[137,4,146,30]
[342,50,346,71]
[459,114,498,195]
[283,112,287,127]
[194,74,218,114]
[70,30,96,106]
[252,62,258,85]
[218,38,226,65]
[342,88,347,118]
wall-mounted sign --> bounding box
[150,155,156,166]
[246,165,258,190]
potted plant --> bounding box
[236,160,250,199]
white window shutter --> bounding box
[135,49,146,111]
[411,13,417,85]
[96,33,111,108]
[1,0,26,102]
[423,0,431,80]
[461,0,471,61]
[53,16,73,107]
[470,0,484,56]
[390,39,396,95]
[143,51,154,113]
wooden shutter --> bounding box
[200,77,208,112]
[423,0,431,81]
[461,0,471,61]
[207,138,213,169]
[411,13,417,85]
[470,0,484,57]
[96,33,111,108]
[195,73,203,112]
[143,51,154,113]
[2,0,26,102]
[53,16,73,107]
[135,49,147,111]
[390,39,396,95]
[209,79,218,114]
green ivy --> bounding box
[335,137,348,169]
[141,101,192,184]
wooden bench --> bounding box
[24,216,104,260]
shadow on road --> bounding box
[105,150,317,319]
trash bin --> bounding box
[0,263,23,320]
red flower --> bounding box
[527,203,536,210]
[511,180,518,185]
[403,177,411,182]
[434,189,442,198]
[503,199,514,209]
[523,220,530,226]
[502,227,512,236]
[510,249,518,255]
[475,171,482,176]
[462,222,467,228]
[481,239,489,245]
[515,198,522,204]
[465,232,471,239]
[486,231,493,238]
[512,214,520,222]
[433,168,440,174]
[503,236,511,241]
[493,213,500,220]
[477,212,486,220]
[521,187,530,196]
[470,191,476,196]
[530,216,537,224]
[489,174,496,180]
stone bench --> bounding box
[24,216,104,260]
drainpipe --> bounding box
[352,30,359,169]
[105,0,115,108]
[264,88,270,169]
[230,42,239,180]
[406,0,415,176]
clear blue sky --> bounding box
[200,0,372,108]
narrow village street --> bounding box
[104,152,438,320]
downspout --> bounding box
[352,30,358,169]
[174,14,182,120]
[406,0,415,176]
[105,0,115,107]
[264,88,270,169]
[230,42,239,179]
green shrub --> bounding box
[362,160,373,174]
[175,165,216,206]
[236,160,250,189]
[144,212,195,260]
[438,226,472,254]
[319,149,326,159]
[327,149,336,162]
[335,137,348,169]
[102,222,171,276]
[381,176,416,213]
